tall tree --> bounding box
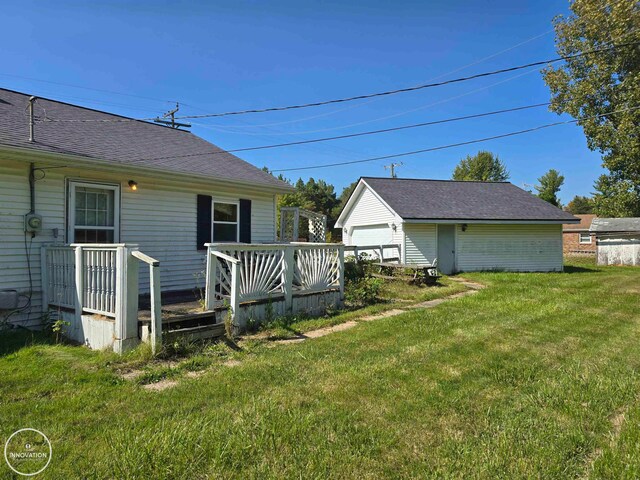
[565,195,594,214]
[536,169,565,207]
[542,0,640,216]
[334,180,359,216]
[452,151,510,182]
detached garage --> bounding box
[335,177,578,273]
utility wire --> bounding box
[125,102,551,163]
[270,105,640,172]
[0,74,176,104]
[173,42,639,120]
[193,29,554,130]
[224,103,550,153]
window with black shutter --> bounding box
[196,194,212,250]
[239,199,251,243]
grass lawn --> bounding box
[258,275,468,339]
[2,258,640,478]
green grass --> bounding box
[2,258,640,478]
[259,276,468,339]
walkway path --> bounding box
[274,277,485,345]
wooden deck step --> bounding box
[164,323,226,343]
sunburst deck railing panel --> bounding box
[205,243,344,322]
[293,245,341,292]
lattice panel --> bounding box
[279,207,327,243]
[280,209,297,242]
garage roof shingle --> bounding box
[363,177,578,222]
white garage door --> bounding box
[351,224,392,246]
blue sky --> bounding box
[1,0,601,202]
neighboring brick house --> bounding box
[563,214,596,255]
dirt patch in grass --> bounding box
[142,379,179,391]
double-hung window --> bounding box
[68,181,120,243]
[579,232,592,244]
[212,201,239,242]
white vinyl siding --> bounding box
[0,158,278,328]
[404,224,437,265]
[456,224,563,272]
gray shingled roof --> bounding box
[0,88,291,191]
[362,177,578,222]
[590,217,640,233]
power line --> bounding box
[270,105,640,172]
[224,103,550,153]
[125,102,551,163]
[173,42,639,120]
[191,28,554,130]
[0,73,176,104]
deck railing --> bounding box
[205,243,344,322]
[41,245,76,310]
[41,243,159,353]
[77,246,118,317]
[344,243,401,263]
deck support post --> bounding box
[283,246,295,314]
[74,246,84,327]
[229,260,241,330]
[149,262,162,355]
[204,247,216,311]
[338,244,345,302]
[114,245,139,354]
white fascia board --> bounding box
[403,218,577,225]
[0,145,295,195]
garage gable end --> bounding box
[339,181,399,230]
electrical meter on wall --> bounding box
[25,213,43,233]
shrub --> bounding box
[345,277,383,306]
[344,253,375,283]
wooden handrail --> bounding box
[209,250,241,264]
[131,250,160,266]
[131,249,162,355]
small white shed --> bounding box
[335,177,579,274]
[590,217,640,266]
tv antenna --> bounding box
[384,162,403,178]
[154,103,192,130]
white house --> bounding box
[590,217,640,266]
[335,177,579,273]
[1,89,344,352]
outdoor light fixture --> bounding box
[461,223,468,232]
[391,223,397,231]
[128,180,138,191]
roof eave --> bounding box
[0,144,295,194]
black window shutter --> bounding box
[196,194,212,250]
[239,199,251,243]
